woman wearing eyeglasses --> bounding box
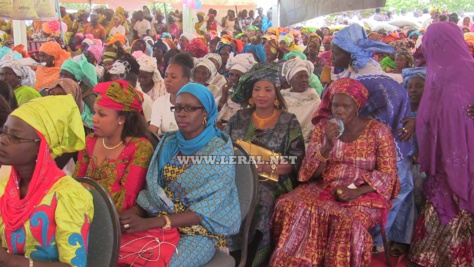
[223,63,305,266]
[73,80,154,213]
[0,95,93,267]
[149,53,193,136]
[119,83,240,266]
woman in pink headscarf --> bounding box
[408,22,474,267]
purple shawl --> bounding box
[417,22,474,224]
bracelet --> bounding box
[162,215,172,230]
[316,150,329,162]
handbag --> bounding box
[118,228,180,267]
[235,139,281,183]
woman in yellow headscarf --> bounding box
[34,42,71,91]
[0,95,93,267]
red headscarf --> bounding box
[232,39,244,53]
[0,132,65,231]
[312,78,369,125]
[93,80,144,114]
[184,38,209,58]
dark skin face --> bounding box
[81,42,90,53]
[47,86,66,96]
[138,70,154,92]
[0,67,21,89]
[192,66,211,85]
[219,47,231,68]
[164,63,190,94]
[0,116,40,168]
[39,52,55,67]
[331,94,358,126]
[174,93,207,140]
[131,41,145,54]
[90,14,99,26]
[59,69,77,82]
[331,43,351,69]
[290,70,309,92]
[323,40,331,51]
[307,42,320,56]
[197,15,204,22]
[264,45,276,62]
[153,47,164,63]
[84,50,97,65]
[395,53,409,70]
[406,76,425,110]
[252,80,277,110]
[179,37,190,50]
[249,10,254,18]
[228,69,243,86]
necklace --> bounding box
[102,138,123,150]
[253,109,277,129]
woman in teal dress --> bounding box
[119,82,241,267]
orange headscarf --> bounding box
[106,34,127,46]
[34,41,71,90]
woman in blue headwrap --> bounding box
[242,43,267,62]
[401,67,427,227]
[324,23,416,252]
[119,83,241,267]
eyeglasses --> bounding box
[0,129,41,144]
[170,106,205,113]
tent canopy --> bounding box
[279,0,386,27]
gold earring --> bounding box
[248,98,255,105]
[274,99,280,107]
[202,117,207,125]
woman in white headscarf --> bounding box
[179,32,196,51]
[281,58,321,147]
[204,53,227,91]
[0,56,40,106]
[191,57,220,98]
[109,60,153,122]
[136,54,166,101]
[216,53,257,129]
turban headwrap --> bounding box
[312,78,369,125]
[93,80,144,114]
[401,67,427,88]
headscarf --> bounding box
[108,60,131,79]
[0,56,36,87]
[102,44,119,63]
[45,78,84,113]
[86,45,103,64]
[39,41,70,68]
[106,34,127,46]
[242,44,266,62]
[417,22,474,223]
[216,43,235,55]
[82,39,95,47]
[282,57,315,83]
[162,37,177,50]
[401,67,427,88]
[381,32,401,44]
[226,53,257,73]
[60,57,98,87]
[231,62,280,104]
[232,39,244,53]
[395,50,414,68]
[380,56,396,71]
[312,78,369,124]
[180,32,197,43]
[408,31,422,39]
[204,53,222,69]
[333,24,394,71]
[136,54,165,96]
[264,39,279,58]
[283,50,307,60]
[307,33,322,46]
[0,95,85,231]
[184,38,209,58]
[0,46,22,61]
[278,33,299,51]
[93,80,144,114]
[156,83,223,180]
[192,58,217,83]
[131,39,152,57]
[153,39,169,54]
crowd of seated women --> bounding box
[0,20,473,267]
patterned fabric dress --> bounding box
[270,119,400,267]
[0,176,94,267]
[223,108,305,266]
[136,132,241,267]
[74,135,154,212]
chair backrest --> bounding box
[76,177,121,267]
[147,130,161,149]
[233,143,259,267]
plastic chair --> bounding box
[147,130,161,149]
[76,177,121,267]
[203,143,259,267]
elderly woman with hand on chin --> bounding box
[270,78,400,267]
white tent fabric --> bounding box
[279,0,386,27]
